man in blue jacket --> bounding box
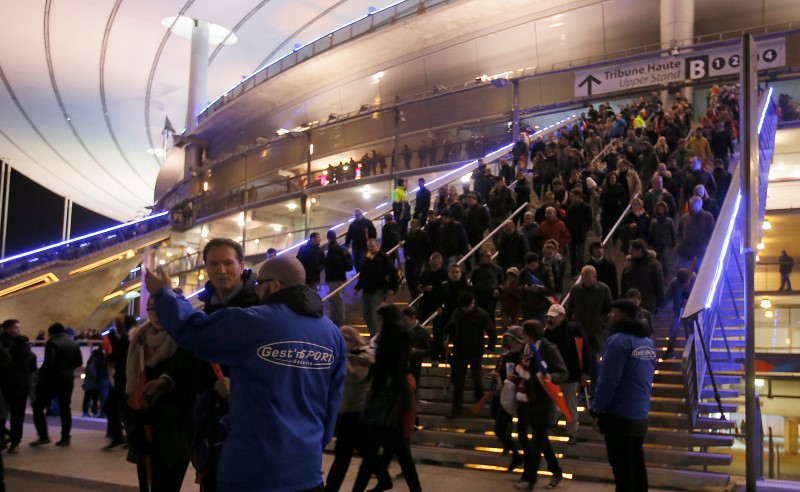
[146,255,346,492]
[591,299,656,492]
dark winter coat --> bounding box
[620,251,664,312]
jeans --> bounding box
[325,413,368,492]
[326,281,345,325]
[351,425,421,492]
[362,290,386,337]
[136,460,190,492]
[560,382,579,437]
[604,433,648,492]
[33,381,74,440]
[569,241,586,275]
[516,408,561,485]
[450,351,484,416]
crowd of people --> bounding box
[0,88,740,492]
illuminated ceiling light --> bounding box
[276,128,290,136]
[311,197,318,204]
[147,148,166,158]
[322,170,328,175]
[159,259,166,265]
[273,224,282,232]
[309,144,314,156]
[161,16,238,45]
[764,310,773,318]
[343,166,349,171]
[461,175,470,183]
[198,274,205,281]
[203,181,209,192]
[548,22,565,28]
[787,338,792,345]
[363,191,371,199]
[763,221,772,230]
[287,203,297,211]
[760,299,772,309]
[756,254,760,262]
[755,379,765,387]
[201,225,209,238]
[166,251,173,257]
[374,71,384,80]
[757,242,765,250]
[237,212,246,227]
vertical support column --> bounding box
[0,160,6,259]
[241,212,247,257]
[183,19,209,182]
[511,79,520,139]
[391,107,401,177]
[741,34,760,491]
[62,198,73,241]
[785,417,798,454]
[185,19,209,133]
[661,0,694,102]
[0,162,10,259]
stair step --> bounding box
[701,388,739,399]
[703,374,742,386]
[710,339,745,349]
[409,446,731,490]
[412,430,732,467]
[709,351,743,362]
[654,371,684,384]
[692,417,736,430]
[710,362,744,371]
[652,383,685,398]
[698,402,739,414]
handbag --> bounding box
[499,379,518,414]
[126,348,149,410]
[361,390,404,427]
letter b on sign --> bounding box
[685,56,708,80]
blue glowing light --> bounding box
[186,288,205,299]
[0,211,169,264]
[705,192,741,309]
[757,87,774,135]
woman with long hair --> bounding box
[352,304,422,492]
[124,297,193,492]
[325,326,374,492]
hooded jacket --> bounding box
[620,250,664,312]
[592,317,656,425]
[153,285,346,492]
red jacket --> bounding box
[537,218,571,254]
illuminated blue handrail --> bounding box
[681,90,777,425]
[0,212,171,280]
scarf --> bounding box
[125,324,179,395]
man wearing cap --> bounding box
[145,256,346,492]
[544,304,592,444]
[591,299,656,492]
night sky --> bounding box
[4,169,119,257]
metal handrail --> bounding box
[680,90,777,428]
[560,192,640,307]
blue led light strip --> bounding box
[757,87,774,135]
[0,211,169,264]
[705,192,741,309]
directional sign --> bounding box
[574,38,785,97]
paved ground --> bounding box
[3,416,662,492]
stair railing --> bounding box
[680,91,777,428]
[560,191,640,307]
